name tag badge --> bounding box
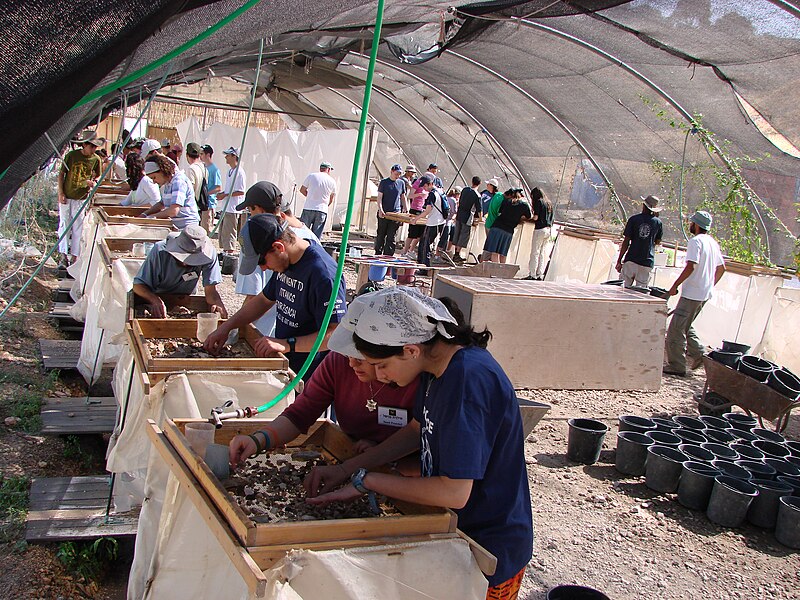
[377,406,408,428]
[182,271,199,281]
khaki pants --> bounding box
[220,212,243,253]
[665,296,706,373]
[527,227,552,279]
[621,261,653,288]
[200,209,214,233]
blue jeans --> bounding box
[300,209,327,239]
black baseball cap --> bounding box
[239,214,287,275]
[201,144,213,154]
[236,181,286,212]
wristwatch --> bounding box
[286,336,296,353]
[351,468,370,494]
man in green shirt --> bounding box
[58,131,102,262]
[481,178,504,261]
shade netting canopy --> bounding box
[1,0,798,262]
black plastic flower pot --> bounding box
[615,431,653,476]
[674,429,708,445]
[723,412,758,431]
[701,442,739,461]
[707,476,759,528]
[617,415,657,435]
[645,446,687,493]
[709,350,741,368]
[736,459,776,480]
[776,475,800,496]
[651,417,679,432]
[678,461,720,511]
[736,355,775,383]
[752,428,785,444]
[784,440,800,458]
[678,444,715,463]
[721,340,751,354]
[763,457,800,478]
[775,496,800,549]
[711,459,752,481]
[567,418,609,465]
[646,430,681,447]
[753,440,791,459]
[672,415,705,430]
[547,585,611,600]
[767,367,800,400]
[731,429,759,443]
[747,478,794,529]
[731,443,764,460]
[699,415,732,431]
[704,429,735,445]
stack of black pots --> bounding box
[708,341,800,401]
[615,412,800,548]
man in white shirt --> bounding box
[217,147,247,253]
[110,143,127,180]
[664,210,726,376]
[299,161,337,238]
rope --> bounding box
[209,38,265,238]
[253,0,386,415]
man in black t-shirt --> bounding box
[450,176,483,261]
[615,195,664,288]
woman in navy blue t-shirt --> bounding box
[306,287,533,597]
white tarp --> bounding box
[176,119,365,232]
[138,469,488,600]
[125,369,293,600]
[756,286,800,373]
[107,345,293,510]
[545,231,612,284]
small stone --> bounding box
[0,351,12,360]
[38,461,48,468]
[4,416,19,427]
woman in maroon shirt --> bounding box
[229,351,418,465]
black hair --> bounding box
[532,186,552,210]
[353,296,492,359]
[503,188,522,199]
[127,153,145,190]
[471,176,481,186]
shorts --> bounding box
[483,227,513,256]
[407,209,424,239]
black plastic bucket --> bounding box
[651,417,679,432]
[547,585,610,600]
[645,446,687,493]
[567,419,609,465]
[752,428,785,444]
[731,443,764,460]
[747,478,794,528]
[735,459,776,480]
[704,429,735,444]
[646,430,681,447]
[672,415,705,430]
[711,459,752,481]
[679,443,715,463]
[722,340,751,354]
[707,476,759,527]
[737,355,775,382]
[617,415,657,434]
[753,440,791,459]
[615,431,653,476]
[763,457,800,478]
[698,415,732,431]
[701,442,739,461]
[767,368,800,400]
[775,496,800,549]
[678,461,720,511]
[674,429,708,445]
[709,350,741,368]
[723,413,758,431]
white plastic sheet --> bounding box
[115,364,293,599]
[137,470,487,600]
[176,119,362,232]
[756,286,800,373]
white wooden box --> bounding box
[432,276,667,390]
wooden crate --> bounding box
[99,236,166,272]
[128,319,288,376]
[100,205,151,217]
[433,276,668,390]
[126,291,212,322]
[96,206,175,229]
[146,420,487,598]
[163,418,456,548]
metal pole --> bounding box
[359,122,376,231]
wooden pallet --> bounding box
[41,396,117,435]
[39,339,81,369]
[26,476,138,542]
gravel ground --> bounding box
[213,234,800,599]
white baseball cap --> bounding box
[328,287,457,359]
[141,139,161,156]
[485,178,499,188]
